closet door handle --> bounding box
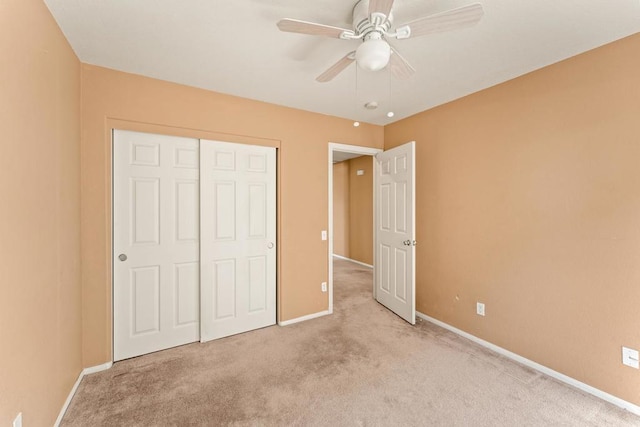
[267,242,275,249]
[403,240,411,246]
[118,254,127,262]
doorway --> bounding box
[328,141,416,324]
[328,143,381,313]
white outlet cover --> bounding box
[321,282,327,292]
[476,302,485,316]
[321,230,327,241]
[622,347,639,369]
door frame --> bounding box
[328,143,383,313]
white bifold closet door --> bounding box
[199,140,276,342]
[113,131,276,361]
[113,130,201,361]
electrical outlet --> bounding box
[622,347,639,369]
[321,282,327,292]
[13,412,22,427]
[321,230,327,241]
[476,302,485,316]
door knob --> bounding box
[118,254,127,261]
[267,242,275,249]
[403,240,411,246]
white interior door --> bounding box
[374,141,416,324]
[200,140,276,342]
[113,130,200,361]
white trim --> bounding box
[54,373,83,427]
[329,143,383,154]
[55,362,113,426]
[332,254,373,269]
[416,312,640,417]
[328,142,382,314]
[278,310,330,326]
[82,361,113,375]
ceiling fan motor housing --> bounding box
[353,0,393,38]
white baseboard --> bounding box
[55,361,113,426]
[278,310,330,326]
[332,254,373,269]
[82,361,113,375]
[416,312,640,417]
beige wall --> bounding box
[0,0,82,425]
[332,157,373,264]
[3,2,638,421]
[348,156,374,265]
[81,65,384,366]
[333,162,350,257]
[385,33,640,406]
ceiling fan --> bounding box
[277,0,484,82]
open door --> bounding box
[374,141,416,324]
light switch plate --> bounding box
[321,230,327,241]
[622,347,639,369]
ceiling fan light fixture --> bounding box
[355,38,391,72]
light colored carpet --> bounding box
[62,258,640,426]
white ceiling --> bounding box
[44,0,640,126]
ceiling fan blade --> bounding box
[396,3,484,39]
[277,18,354,38]
[316,52,356,83]
[389,48,416,80]
[368,0,395,18]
